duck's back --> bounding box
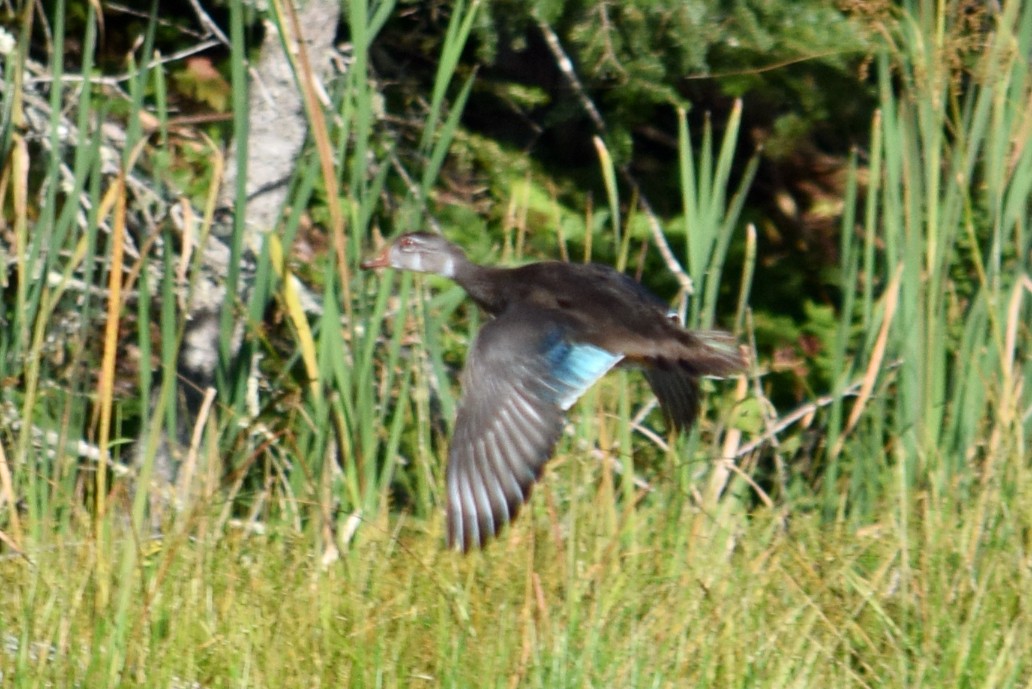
[502,262,688,356]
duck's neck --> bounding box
[449,257,511,316]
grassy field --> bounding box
[2,1,1031,687]
[3,474,1030,687]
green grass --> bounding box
[2,0,1031,686]
[3,478,1030,687]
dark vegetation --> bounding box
[4,0,1004,497]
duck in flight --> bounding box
[361,232,745,551]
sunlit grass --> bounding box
[2,0,1031,687]
[2,471,1029,687]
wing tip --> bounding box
[445,483,536,554]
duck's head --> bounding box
[360,232,466,279]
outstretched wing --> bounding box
[446,307,622,551]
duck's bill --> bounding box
[359,246,391,269]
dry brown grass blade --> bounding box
[0,439,22,549]
[830,262,903,458]
[91,172,126,611]
[274,0,351,320]
[93,179,126,511]
[174,386,218,508]
[1001,274,1032,386]
[983,273,1032,481]
[703,372,751,508]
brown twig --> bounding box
[532,13,693,302]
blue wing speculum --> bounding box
[538,330,623,410]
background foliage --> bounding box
[1,0,1030,686]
